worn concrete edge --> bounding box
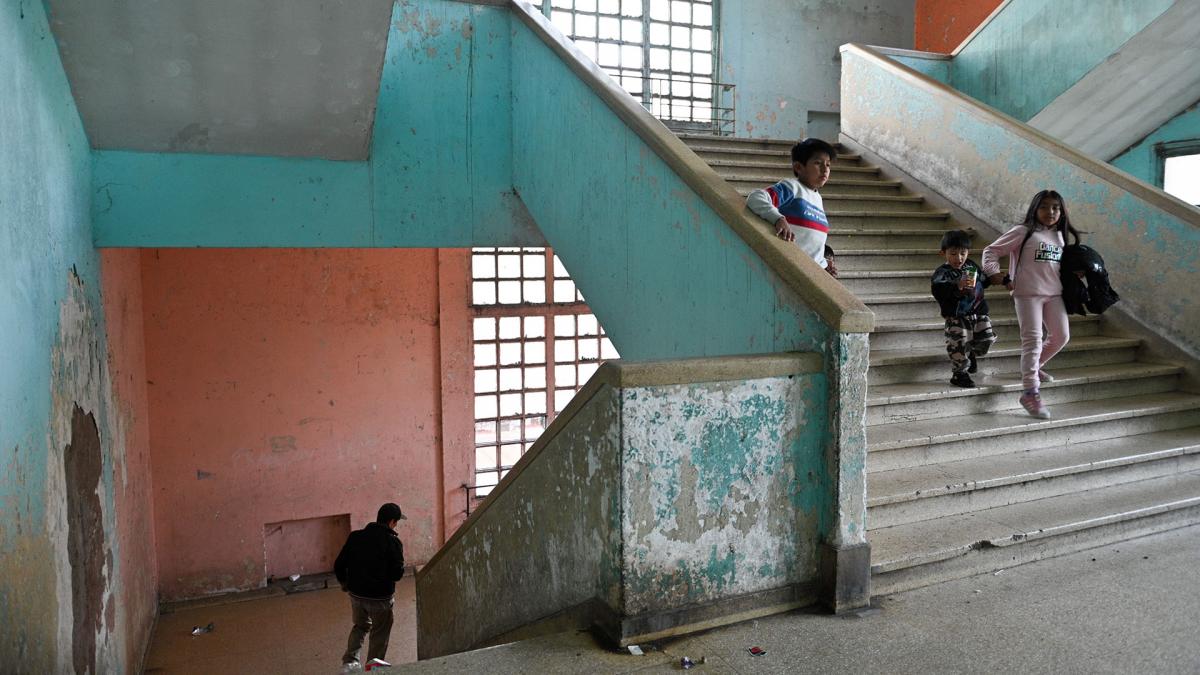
[948,0,1015,57]
[510,0,874,334]
[418,351,822,575]
[469,598,610,653]
[840,43,1200,226]
[867,45,951,61]
[603,583,819,647]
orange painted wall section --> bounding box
[914,0,1004,52]
[141,249,467,600]
[99,249,159,667]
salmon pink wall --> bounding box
[99,249,158,667]
[141,248,472,600]
[914,0,1004,52]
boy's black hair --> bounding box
[1021,189,1082,245]
[376,502,405,524]
[791,138,837,166]
[940,229,972,251]
[824,244,835,258]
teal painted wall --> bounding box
[1,0,154,669]
[1111,101,1200,188]
[951,0,1174,122]
[720,0,914,139]
[510,18,830,361]
[93,152,372,246]
[890,53,951,83]
[93,1,544,248]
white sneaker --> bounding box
[341,662,363,674]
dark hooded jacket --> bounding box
[334,521,405,599]
[931,259,991,318]
[1060,244,1119,316]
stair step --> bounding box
[866,362,1182,425]
[736,180,904,197]
[702,156,864,171]
[860,291,1015,320]
[822,196,932,212]
[867,314,1101,351]
[830,229,977,249]
[836,269,929,294]
[867,392,1200,471]
[867,428,1200,528]
[868,335,1142,387]
[677,133,797,149]
[869,469,1200,594]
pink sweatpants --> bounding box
[1014,295,1070,391]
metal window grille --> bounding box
[542,0,733,135]
[469,247,618,499]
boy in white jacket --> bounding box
[746,138,837,277]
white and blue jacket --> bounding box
[746,178,830,269]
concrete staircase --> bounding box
[679,133,1200,596]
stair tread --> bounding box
[868,427,1200,506]
[838,270,931,279]
[860,291,1010,304]
[830,227,955,235]
[867,362,1183,405]
[871,314,1098,332]
[735,180,902,196]
[869,335,1137,366]
[867,391,1200,452]
[869,469,1200,573]
[704,157,864,168]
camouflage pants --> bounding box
[945,315,996,374]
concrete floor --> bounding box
[142,577,417,673]
[142,525,1200,673]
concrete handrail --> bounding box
[840,43,1200,226]
[418,351,821,575]
[509,1,873,334]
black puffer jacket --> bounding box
[1060,244,1119,316]
[334,522,405,599]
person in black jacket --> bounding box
[335,502,406,670]
[931,230,997,388]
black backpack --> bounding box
[1060,244,1119,316]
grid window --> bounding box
[470,248,619,497]
[540,0,724,131]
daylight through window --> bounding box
[470,248,619,497]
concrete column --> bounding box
[820,332,872,612]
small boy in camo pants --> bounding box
[931,230,996,387]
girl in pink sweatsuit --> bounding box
[982,190,1081,419]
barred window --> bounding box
[470,248,618,497]
[543,0,722,130]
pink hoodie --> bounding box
[981,225,1065,297]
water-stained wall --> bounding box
[841,45,1200,359]
[1,2,157,669]
[620,369,828,614]
[140,248,474,600]
[417,354,828,658]
[416,380,623,659]
[719,0,914,140]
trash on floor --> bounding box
[627,645,644,656]
[680,656,695,669]
[364,658,391,671]
[289,573,301,581]
[190,622,214,635]
[748,646,767,657]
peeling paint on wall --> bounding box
[621,375,825,614]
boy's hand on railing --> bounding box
[774,218,794,242]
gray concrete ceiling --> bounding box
[47,0,394,160]
[1028,1,1200,161]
